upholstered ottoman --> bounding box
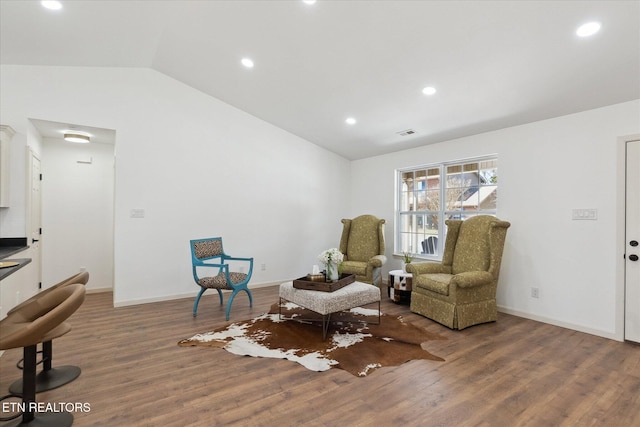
[279,281,381,339]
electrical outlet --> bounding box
[261,263,266,271]
[531,287,540,298]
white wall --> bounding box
[0,65,351,307]
[350,100,640,340]
[41,138,115,291]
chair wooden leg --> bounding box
[225,291,239,321]
[193,288,207,317]
[244,288,253,307]
[224,288,253,320]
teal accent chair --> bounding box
[190,237,253,320]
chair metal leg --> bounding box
[9,341,81,394]
[2,345,73,427]
[322,313,332,340]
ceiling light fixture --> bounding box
[345,117,357,125]
[576,22,601,37]
[241,58,254,68]
[64,132,91,143]
[422,86,437,95]
[41,1,62,10]
[303,0,317,4]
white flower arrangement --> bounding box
[317,248,344,266]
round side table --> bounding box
[388,269,412,304]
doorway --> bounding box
[30,118,115,293]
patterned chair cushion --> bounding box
[341,260,368,276]
[343,215,383,262]
[198,272,248,289]
[416,273,452,296]
[338,215,387,286]
[193,240,223,259]
[451,216,492,274]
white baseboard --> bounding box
[497,305,621,342]
[86,287,112,294]
[113,280,280,308]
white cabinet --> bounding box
[0,249,37,320]
[0,125,15,207]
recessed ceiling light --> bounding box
[422,86,437,96]
[63,131,91,143]
[345,117,357,125]
[303,0,317,4]
[576,22,601,37]
[41,1,62,10]
[241,58,254,68]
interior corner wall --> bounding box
[0,65,351,307]
[350,99,640,339]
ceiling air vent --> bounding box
[396,129,416,136]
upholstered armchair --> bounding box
[406,215,510,330]
[339,215,387,287]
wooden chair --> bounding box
[190,237,253,320]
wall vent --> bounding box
[396,129,416,136]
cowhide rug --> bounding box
[178,303,446,377]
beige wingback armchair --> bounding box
[406,215,511,330]
[339,215,387,287]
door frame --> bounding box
[26,146,42,292]
[616,133,640,342]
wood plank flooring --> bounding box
[1,285,639,426]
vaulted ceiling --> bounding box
[1,1,639,159]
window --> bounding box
[396,157,498,258]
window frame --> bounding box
[395,155,498,261]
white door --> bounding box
[625,139,640,342]
[29,150,42,289]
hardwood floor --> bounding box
[1,285,639,426]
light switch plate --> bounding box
[130,209,145,218]
[572,208,597,220]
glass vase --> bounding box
[326,261,340,282]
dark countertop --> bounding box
[0,237,29,260]
[0,258,32,281]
